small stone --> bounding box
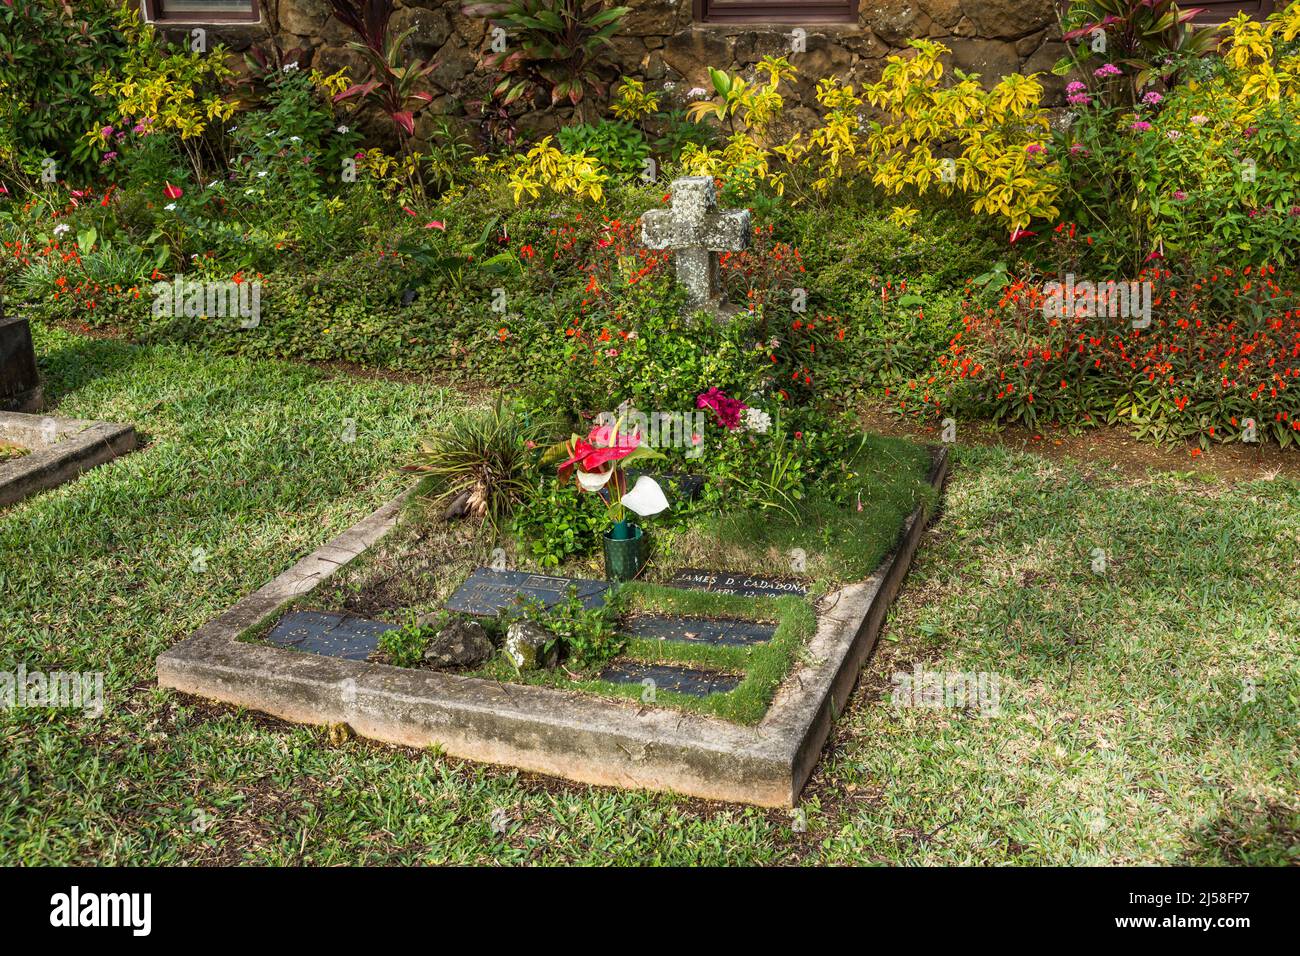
[423,619,493,668]
[327,722,353,745]
[503,620,558,671]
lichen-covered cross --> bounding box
[642,176,750,315]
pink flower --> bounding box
[1141,91,1163,106]
[1067,93,1092,106]
[696,387,748,430]
[1026,143,1046,156]
[1066,81,1087,94]
[1172,190,1187,200]
[1069,144,1090,156]
[1130,121,1152,132]
[1094,63,1122,78]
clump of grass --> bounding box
[0,440,31,462]
[673,432,936,586]
[377,618,432,668]
[405,398,554,528]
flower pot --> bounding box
[603,522,645,581]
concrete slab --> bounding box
[0,411,136,508]
[157,448,949,807]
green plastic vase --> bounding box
[603,522,645,581]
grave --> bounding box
[265,610,395,661]
[627,614,774,647]
[445,567,609,616]
[597,661,742,697]
[0,410,136,508]
[0,307,42,413]
[642,176,749,317]
[159,447,950,807]
[667,568,810,599]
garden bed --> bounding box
[157,445,947,806]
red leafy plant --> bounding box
[328,0,437,138]
[903,255,1300,449]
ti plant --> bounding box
[328,0,437,138]
[1055,0,1221,104]
[461,0,630,113]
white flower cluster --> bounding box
[743,407,772,434]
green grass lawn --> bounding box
[2,324,1297,864]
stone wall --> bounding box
[173,0,1065,135]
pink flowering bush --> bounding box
[1053,4,1300,272]
[696,387,748,430]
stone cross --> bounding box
[642,176,750,316]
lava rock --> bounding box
[503,620,558,670]
[423,619,493,668]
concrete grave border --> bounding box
[0,411,137,509]
[157,447,950,807]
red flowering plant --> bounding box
[541,412,669,538]
[901,255,1300,449]
[718,223,805,337]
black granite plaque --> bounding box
[444,568,610,617]
[626,614,774,647]
[266,610,396,661]
[666,568,810,598]
[597,660,742,697]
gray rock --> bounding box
[503,620,559,671]
[423,619,493,668]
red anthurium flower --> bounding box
[558,426,643,475]
[163,182,183,200]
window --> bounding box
[1194,0,1274,21]
[142,1,260,22]
[694,0,857,25]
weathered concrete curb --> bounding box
[158,448,950,807]
[0,412,136,508]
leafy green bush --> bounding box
[0,0,130,183]
[509,476,608,566]
[557,120,649,178]
[504,584,626,669]
[378,619,432,667]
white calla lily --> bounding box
[621,475,669,517]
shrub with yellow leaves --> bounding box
[859,40,1059,235]
[506,137,608,204]
[89,4,236,180]
[611,76,662,123]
